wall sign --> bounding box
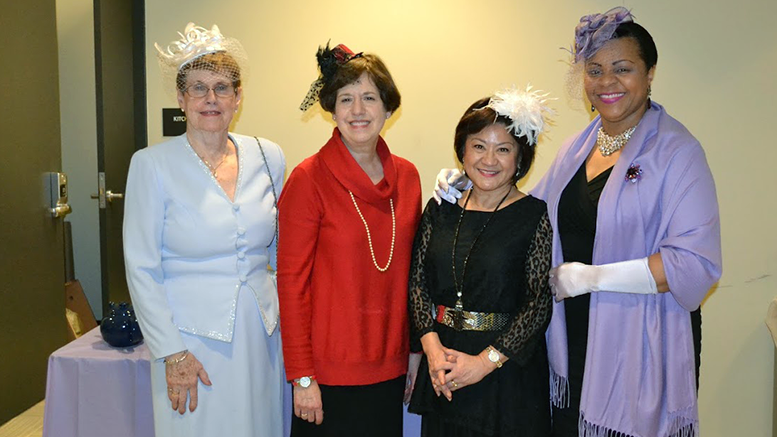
[162,108,187,136]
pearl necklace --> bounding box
[349,191,395,272]
[596,125,636,157]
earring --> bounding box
[647,86,652,109]
[332,114,337,121]
[386,113,391,119]
[591,104,596,113]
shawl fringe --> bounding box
[578,411,699,437]
[550,367,570,408]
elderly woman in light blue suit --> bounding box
[123,23,285,437]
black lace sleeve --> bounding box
[408,202,436,353]
[492,212,553,364]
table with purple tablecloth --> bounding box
[42,327,154,437]
[42,327,421,436]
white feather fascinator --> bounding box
[154,22,249,93]
[485,85,554,146]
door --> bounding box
[0,0,68,424]
[93,0,147,313]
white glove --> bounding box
[432,168,472,205]
[549,258,658,301]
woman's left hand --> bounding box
[165,351,212,414]
[550,257,664,302]
[404,352,422,404]
[440,348,493,392]
[549,262,596,301]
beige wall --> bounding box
[146,1,777,435]
[56,0,102,317]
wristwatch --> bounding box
[293,376,316,388]
[486,347,503,369]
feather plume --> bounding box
[486,85,554,146]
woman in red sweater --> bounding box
[278,43,422,437]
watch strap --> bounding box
[292,375,316,387]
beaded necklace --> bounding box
[349,191,396,272]
[596,125,636,157]
[450,187,512,329]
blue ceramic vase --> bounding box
[100,302,143,347]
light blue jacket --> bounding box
[123,133,285,359]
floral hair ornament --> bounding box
[154,22,249,95]
[625,163,643,184]
[570,7,634,63]
[484,85,555,146]
[299,42,363,111]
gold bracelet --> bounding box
[164,350,189,365]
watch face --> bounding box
[488,349,499,363]
[299,376,312,388]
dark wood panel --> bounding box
[0,0,67,424]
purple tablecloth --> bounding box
[42,327,154,437]
[42,327,421,437]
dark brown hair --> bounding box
[318,54,401,113]
[176,52,241,91]
[454,97,536,182]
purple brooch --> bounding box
[625,163,643,184]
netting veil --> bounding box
[154,22,249,94]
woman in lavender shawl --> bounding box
[434,7,722,437]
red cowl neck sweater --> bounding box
[278,129,421,385]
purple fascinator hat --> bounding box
[571,7,634,63]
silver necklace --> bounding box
[596,125,636,157]
[349,191,396,272]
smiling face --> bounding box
[333,71,390,150]
[584,37,655,134]
[462,123,518,194]
[177,69,242,135]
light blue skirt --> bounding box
[150,286,290,437]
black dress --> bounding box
[551,163,702,437]
[408,196,553,437]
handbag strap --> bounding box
[254,137,279,259]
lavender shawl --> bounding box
[531,103,722,437]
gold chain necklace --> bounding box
[188,140,229,177]
[596,125,636,157]
[349,191,395,272]
[200,152,228,177]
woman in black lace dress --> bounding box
[408,88,554,437]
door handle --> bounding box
[90,172,123,209]
[51,204,72,218]
[106,190,123,201]
[91,191,123,202]
[46,172,72,218]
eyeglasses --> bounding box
[183,83,236,98]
